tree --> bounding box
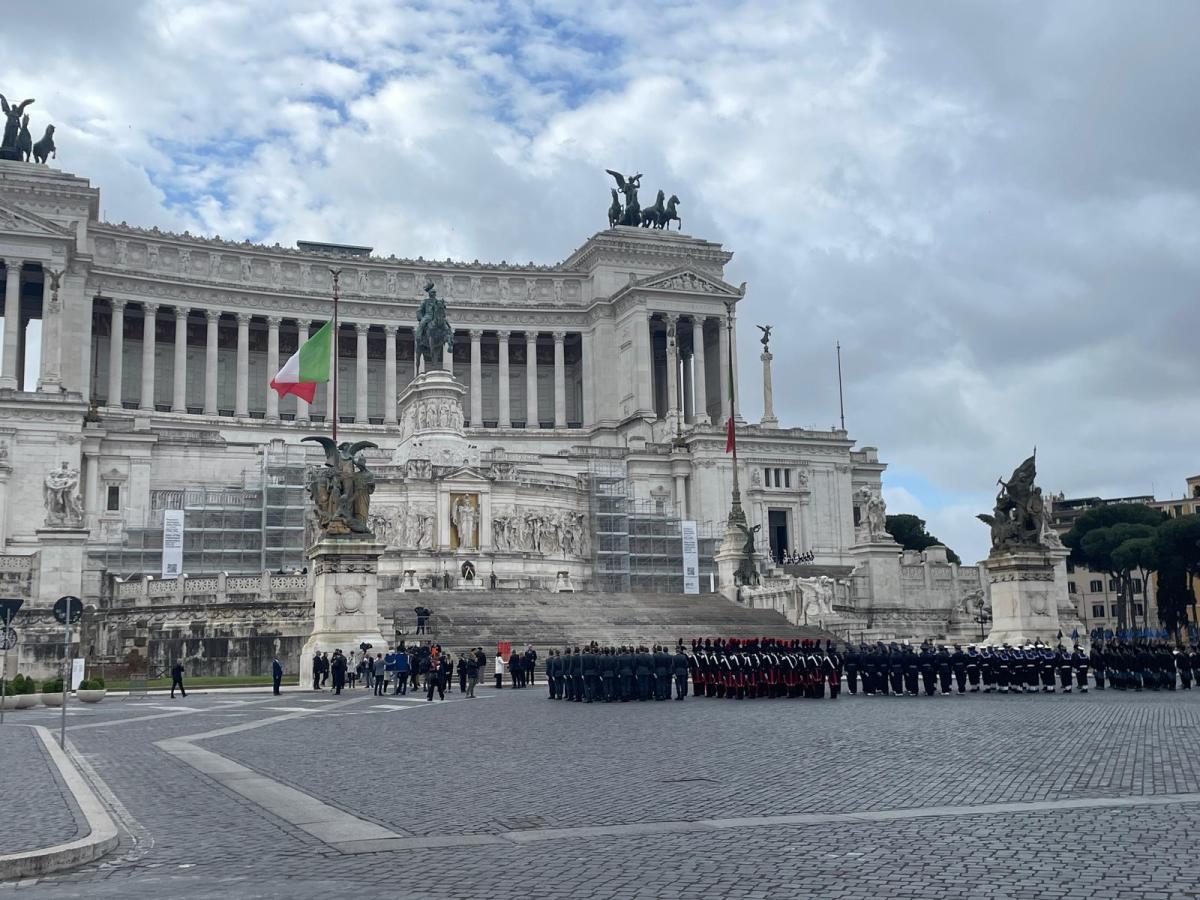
[1153,514,1200,632]
[1111,536,1159,630]
[1064,503,1165,630]
[885,514,962,564]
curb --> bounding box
[0,726,120,881]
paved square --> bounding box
[5,686,1200,899]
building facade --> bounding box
[0,159,926,675]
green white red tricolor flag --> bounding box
[269,321,331,402]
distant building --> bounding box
[1148,475,1200,519]
[1047,493,1158,631]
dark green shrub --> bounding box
[42,677,64,694]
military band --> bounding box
[543,637,1198,704]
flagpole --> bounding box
[836,340,845,431]
[330,268,341,443]
[724,300,745,527]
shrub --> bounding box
[79,678,106,691]
[91,675,105,688]
[42,677,64,694]
[12,674,37,695]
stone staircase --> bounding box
[378,589,832,655]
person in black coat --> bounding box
[653,646,671,701]
[311,652,322,691]
[950,645,967,694]
[331,650,348,695]
[170,661,187,698]
[272,656,283,695]
[634,646,652,701]
[672,645,690,700]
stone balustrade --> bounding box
[113,571,311,606]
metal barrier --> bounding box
[124,674,149,700]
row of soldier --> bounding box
[544,645,690,701]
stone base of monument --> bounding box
[554,571,575,593]
[457,577,485,590]
[714,524,748,604]
[981,549,1064,646]
[399,570,421,592]
[299,537,389,670]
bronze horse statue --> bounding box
[607,189,621,228]
[661,194,681,231]
[32,124,55,165]
[640,190,665,227]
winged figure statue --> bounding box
[605,168,643,226]
[0,95,34,149]
[302,437,378,536]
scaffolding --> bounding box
[93,443,310,577]
[628,498,683,594]
[588,460,631,593]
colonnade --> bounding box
[98,300,583,428]
[0,258,59,392]
[648,311,734,425]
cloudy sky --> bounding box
[6,0,1198,562]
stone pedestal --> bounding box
[1048,544,1086,644]
[400,570,421,592]
[714,523,744,603]
[458,577,485,591]
[34,528,88,602]
[554,570,575,593]
[848,539,902,608]
[299,537,389,672]
[392,368,479,470]
[981,549,1064,647]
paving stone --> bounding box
[0,727,84,855]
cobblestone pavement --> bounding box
[5,688,1200,899]
[0,726,84,855]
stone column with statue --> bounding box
[298,438,389,675]
[977,454,1069,647]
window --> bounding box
[1135,603,1145,617]
[1131,578,1143,594]
[1089,580,1103,593]
[1110,606,1119,618]
[1067,582,1077,594]
[775,469,782,487]
[784,470,791,488]
[763,468,770,487]
[1175,505,1184,517]
[1108,578,1120,592]
[106,485,120,511]
[1066,561,1075,574]
[1092,604,1105,619]
[1193,484,1200,499]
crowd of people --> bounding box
[544,644,691,701]
[304,637,1199,704]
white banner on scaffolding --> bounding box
[162,509,184,578]
[681,520,700,595]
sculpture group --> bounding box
[977,455,1049,553]
[605,169,681,230]
[302,438,377,536]
[0,95,56,164]
[43,462,83,528]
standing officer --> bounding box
[271,655,283,695]
[1071,644,1089,693]
[673,644,689,700]
[951,645,967,694]
[571,647,585,702]
[582,645,599,703]
[653,645,671,700]
[936,644,952,696]
[311,651,322,691]
[844,644,859,696]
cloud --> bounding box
[5,0,1198,568]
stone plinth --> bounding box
[981,549,1064,647]
[392,368,479,470]
[299,537,389,671]
[34,528,88,602]
[400,570,421,592]
[554,570,575,593]
[848,539,902,608]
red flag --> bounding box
[725,417,736,453]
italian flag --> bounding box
[269,321,331,402]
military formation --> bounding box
[545,644,690,702]
[544,637,1200,705]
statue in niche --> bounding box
[43,462,83,527]
[453,496,478,550]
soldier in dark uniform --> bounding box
[653,645,671,700]
[581,646,598,702]
[614,646,632,701]
[1039,645,1057,693]
[919,644,937,697]
[1070,644,1089,693]
[673,644,689,700]
[571,647,585,701]
[825,642,842,700]
[545,650,557,699]
[1179,646,1194,690]
[893,645,909,696]
[1056,645,1073,692]
[936,644,952,696]
[951,644,967,694]
[634,646,651,700]
[901,646,919,696]
[844,644,859,696]
[1090,642,1107,690]
[965,645,980,693]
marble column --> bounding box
[497,330,511,428]
[203,309,220,415]
[265,316,281,421]
[524,331,538,428]
[682,349,694,423]
[691,317,709,425]
[235,313,251,417]
[636,312,654,417]
[0,260,20,390]
[139,303,158,411]
[760,349,778,428]
[580,330,595,427]
[553,330,567,428]
[83,451,99,529]
[717,311,731,423]
[469,329,483,427]
[295,320,311,423]
[0,464,10,548]
[355,322,369,423]
[108,299,126,407]
[674,473,688,518]
[37,269,62,391]
[383,324,398,425]
[664,315,679,424]
[171,307,189,413]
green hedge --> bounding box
[78,678,106,690]
[42,677,64,694]
[5,674,38,694]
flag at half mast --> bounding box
[269,321,331,402]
